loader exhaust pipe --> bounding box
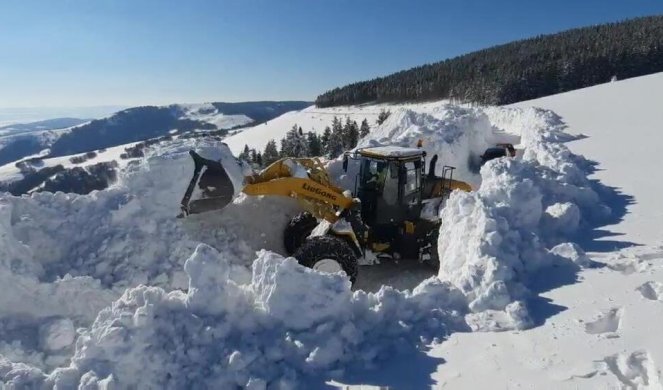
[428,154,438,178]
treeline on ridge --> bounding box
[238,111,390,168]
[315,16,663,106]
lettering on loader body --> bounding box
[302,182,337,201]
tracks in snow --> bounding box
[600,351,662,389]
[637,281,663,302]
[584,307,623,336]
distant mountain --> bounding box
[316,15,663,107]
[0,117,90,136]
[0,105,124,128]
[0,101,310,166]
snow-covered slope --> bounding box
[0,127,73,167]
[224,105,383,154]
[0,101,310,172]
[1,78,662,388]
[0,142,140,185]
[428,72,663,389]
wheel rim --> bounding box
[312,259,343,274]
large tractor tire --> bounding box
[293,236,359,284]
[283,212,318,255]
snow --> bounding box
[432,246,663,389]
[39,319,76,352]
[0,103,255,185]
[430,72,663,389]
[513,72,663,247]
[357,146,423,158]
[1,73,663,388]
[224,105,386,155]
[177,103,253,129]
[0,142,141,186]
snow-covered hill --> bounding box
[1,74,662,388]
[0,118,90,137]
[0,101,310,170]
[0,101,311,195]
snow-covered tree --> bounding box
[263,139,280,166]
[238,144,251,161]
[343,118,359,149]
[377,109,391,125]
[321,126,332,154]
[255,152,263,167]
[307,132,322,156]
[328,117,345,158]
[281,124,309,157]
[360,118,370,137]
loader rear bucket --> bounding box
[179,150,237,217]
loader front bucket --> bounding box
[179,150,237,217]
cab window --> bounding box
[404,161,419,195]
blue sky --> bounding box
[1,0,662,108]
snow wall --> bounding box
[0,103,610,388]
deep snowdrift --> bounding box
[0,102,612,388]
[437,107,608,328]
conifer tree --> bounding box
[343,118,359,149]
[321,126,332,154]
[328,117,345,158]
[306,132,322,156]
[263,139,280,166]
[281,124,308,157]
[376,109,391,125]
[360,118,370,137]
[238,144,251,161]
[255,152,263,167]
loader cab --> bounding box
[349,146,425,228]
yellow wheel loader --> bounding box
[180,145,472,283]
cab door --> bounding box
[399,159,423,219]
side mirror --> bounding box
[342,155,349,172]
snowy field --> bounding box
[1,74,662,388]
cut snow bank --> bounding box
[354,105,520,189]
[0,102,613,387]
[436,107,609,323]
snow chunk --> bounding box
[184,244,243,316]
[252,250,352,330]
[544,202,581,235]
[550,242,591,267]
[466,301,532,331]
[39,318,75,352]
